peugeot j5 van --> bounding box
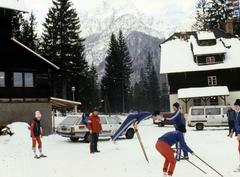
[187,105,228,130]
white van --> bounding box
[187,105,228,130]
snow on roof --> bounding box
[178,86,229,99]
[160,35,240,74]
[197,31,216,40]
[11,38,59,70]
[192,36,227,56]
[0,0,28,12]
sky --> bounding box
[22,0,198,35]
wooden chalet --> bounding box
[0,0,61,135]
[160,29,240,113]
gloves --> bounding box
[89,130,93,134]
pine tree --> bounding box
[139,67,148,111]
[40,0,88,106]
[12,11,24,40]
[145,51,153,111]
[193,0,208,30]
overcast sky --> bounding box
[23,0,198,34]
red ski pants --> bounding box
[32,137,42,150]
[156,141,176,176]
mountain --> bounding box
[78,0,196,84]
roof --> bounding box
[0,0,28,13]
[50,97,82,109]
[11,38,60,70]
[160,29,240,74]
[197,31,216,40]
[178,86,229,99]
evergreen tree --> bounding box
[193,0,208,30]
[12,11,24,40]
[40,0,88,108]
[145,51,153,111]
[139,67,148,111]
[131,82,143,112]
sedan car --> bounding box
[57,115,134,142]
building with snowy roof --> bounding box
[160,29,240,113]
[0,0,62,135]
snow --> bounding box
[197,31,216,40]
[0,0,28,12]
[0,118,239,177]
[178,86,230,99]
[160,35,240,74]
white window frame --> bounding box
[208,76,217,86]
[206,56,215,63]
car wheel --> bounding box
[158,122,164,127]
[70,137,79,142]
[196,123,204,130]
[84,132,91,143]
[125,128,134,139]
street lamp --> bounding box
[72,86,75,101]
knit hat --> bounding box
[152,110,160,116]
[35,111,41,118]
[234,99,240,106]
[178,124,186,133]
[93,108,98,112]
[173,102,180,109]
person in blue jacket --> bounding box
[161,102,187,161]
[230,99,240,172]
[156,124,195,177]
[110,111,159,142]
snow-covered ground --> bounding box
[0,116,239,177]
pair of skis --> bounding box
[132,121,223,176]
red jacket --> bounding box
[87,114,102,133]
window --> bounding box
[14,72,23,87]
[191,109,204,115]
[100,117,107,124]
[59,117,78,125]
[13,72,34,87]
[206,108,221,115]
[107,117,119,124]
[208,76,217,86]
[223,108,228,115]
[0,72,5,87]
[206,56,215,63]
[194,99,201,106]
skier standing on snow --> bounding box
[30,111,47,159]
[87,108,102,153]
[155,124,195,177]
[161,102,188,161]
[226,105,236,136]
[110,111,159,143]
[230,99,240,172]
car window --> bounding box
[206,108,221,115]
[223,108,228,114]
[191,109,204,115]
[100,117,107,124]
[59,117,78,125]
[107,117,119,124]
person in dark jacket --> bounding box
[110,111,159,142]
[156,124,195,177]
[87,108,102,153]
[161,102,187,161]
[227,105,236,136]
[30,111,47,159]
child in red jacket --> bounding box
[30,111,47,159]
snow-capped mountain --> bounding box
[174,11,197,32]
[78,0,196,83]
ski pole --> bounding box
[132,120,149,163]
[195,155,223,177]
[173,149,206,174]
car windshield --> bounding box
[59,117,79,125]
[107,117,120,124]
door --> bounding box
[206,108,221,125]
[100,117,111,135]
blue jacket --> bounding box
[164,110,184,130]
[158,131,193,154]
[233,112,240,134]
[227,109,236,121]
[31,118,41,137]
[134,112,152,124]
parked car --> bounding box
[57,115,135,142]
[153,112,186,127]
[187,105,228,130]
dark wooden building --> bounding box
[0,1,59,135]
[160,29,240,113]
